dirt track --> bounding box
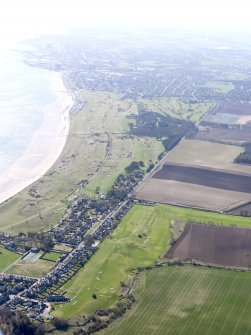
[153,163,251,194]
[167,223,251,268]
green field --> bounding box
[42,252,61,262]
[53,204,171,318]
[7,258,53,278]
[204,81,234,93]
[0,245,20,272]
[53,204,251,319]
[139,97,213,122]
[102,266,251,335]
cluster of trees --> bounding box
[131,109,196,139]
[235,142,251,164]
[0,308,44,335]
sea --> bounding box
[0,45,56,178]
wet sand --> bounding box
[0,72,74,204]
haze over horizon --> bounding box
[1,0,251,44]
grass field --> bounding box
[53,204,171,318]
[41,252,61,262]
[0,91,163,234]
[165,139,251,175]
[7,258,53,278]
[101,266,251,335]
[53,204,251,319]
[203,81,234,93]
[0,245,20,272]
[139,97,213,122]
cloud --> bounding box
[0,0,251,43]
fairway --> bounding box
[0,245,20,272]
[139,97,213,122]
[53,204,251,319]
[102,266,251,335]
[53,204,171,318]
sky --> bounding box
[0,0,251,44]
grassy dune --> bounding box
[0,91,163,234]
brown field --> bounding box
[167,223,251,268]
[194,127,251,142]
[217,102,251,115]
[165,139,251,175]
[153,163,251,194]
[135,178,251,211]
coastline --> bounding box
[0,71,74,205]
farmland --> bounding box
[167,223,251,268]
[135,178,251,211]
[194,127,251,142]
[53,204,251,318]
[165,139,251,174]
[136,139,251,211]
[153,163,251,194]
[101,266,251,335]
[216,102,251,115]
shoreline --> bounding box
[0,71,74,205]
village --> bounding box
[0,160,148,321]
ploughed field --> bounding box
[153,163,251,194]
[197,102,251,141]
[194,126,251,142]
[135,140,251,211]
[217,102,251,115]
[167,223,251,268]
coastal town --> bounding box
[1,31,251,335]
[0,156,148,320]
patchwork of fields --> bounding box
[101,266,251,335]
[167,223,251,268]
[52,204,251,319]
[136,140,251,211]
[197,102,251,141]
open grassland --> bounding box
[0,245,20,272]
[41,252,61,262]
[101,266,251,335]
[53,204,251,319]
[85,136,163,196]
[0,91,163,234]
[203,81,234,93]
[139,97,213,122]
[7,258,53,278]
[53,204,171,318]
[165,139,251,174]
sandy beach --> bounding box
[0,71,74,204]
